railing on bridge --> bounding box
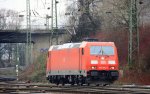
[0,25,65,33]
[0,25,49,30]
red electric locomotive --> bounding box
[46,41,119,85]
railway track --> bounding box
[0,82,150,94]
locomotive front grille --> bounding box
[90,71,99,76]
[88,70,119,80]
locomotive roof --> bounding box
[49,43,82,51]
[49,41,114,51]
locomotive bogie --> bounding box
[47,70,119,85]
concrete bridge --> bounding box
[0,29,67,43]
[0,29,71,65]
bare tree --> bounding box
[65,0,150,42]
[0,9,24,30]
[65,0,78,35]
[65,0,101,41]
[0,43,26,68]
[91,0,150,31]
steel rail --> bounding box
[0,82,150,94]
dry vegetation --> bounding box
[19,53,47,82]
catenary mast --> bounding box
[26,0,31,64]
[128,0,139,66]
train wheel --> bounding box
[80,83,83,86]
[102,83,109,86]
[62,82,65,86]
[71,76,75,86]
[56,76,60,86]
[56,82,59,85]
[76,80,79,86]
[71,82,75,86]
[96,84,99,86]
[80,76,85,86]
[80,80,84,86]
[75,77,79,85]
[71,78,75,86]
[61,78,65,86]
[56,80,59,85]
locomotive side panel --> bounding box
[48,48,83,75]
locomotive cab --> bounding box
[84,43,119,83]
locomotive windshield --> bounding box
[90,46,114,55]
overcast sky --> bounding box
[0,0,26,11]
[0,0,68,27]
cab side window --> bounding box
[82,48,84,55]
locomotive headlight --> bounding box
[101,57,105,60]
[108,60,116,64]
[91,66,97,69]
[110,66,115,69]
[91,60,98,64]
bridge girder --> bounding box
[0,31,65,43]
